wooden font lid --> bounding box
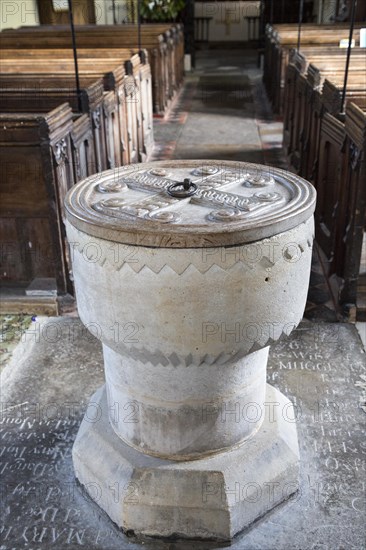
[65,160,316,248]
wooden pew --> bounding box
[0,24,176,301]
[282,49,366,176]
[0,57,142,164]
[0,77,119,172]
[6,22,185,93]
[283,47,365,155]
[304,74,365,182]
[315,111,346,272]
[300,74,364,174]
[0,70,130,166]
[340,102,366,318]
[4,21,184,83]
[315,100,366,318]
[0,48,154,295]
[279,39,366,317]
[264,23,363,113]
[0,27,165,113]
[0,47,154,161]
[0,23,184,114]
[265,23,363,79]
[0,104,94,294]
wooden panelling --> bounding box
[277,33,366,317]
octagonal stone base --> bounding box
[73,384,300,541]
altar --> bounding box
[194,1,261,43]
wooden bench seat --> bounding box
[0,57,148,164]
[307,76,363,174]
[3,49,154,164]
[282,48,366,175]
[0,77,120,172]
[0,23,184,114]
[296,74,365,178]
[264,23,364,112]
[315,102,366,317]
[0,28,168,112]
[261,23,366,317]
[7,22,184,70]
[0,23,183,300]
[0,53,154,297]
[282,49,365,135]
[0,104,95,294]
[278,39,366,317]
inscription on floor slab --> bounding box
[0,319,365,549]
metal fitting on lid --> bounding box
[167,178,197,198]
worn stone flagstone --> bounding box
[0,318,365,548]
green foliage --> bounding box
[140,0,185,22]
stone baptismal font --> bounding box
[65,160,316,540]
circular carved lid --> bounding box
[65,160,316,248]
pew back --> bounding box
[0,104,93,293]
[0,23,184,114]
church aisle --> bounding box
[153,49,273,165]
[152,49,339,323]
[173,50,264,163]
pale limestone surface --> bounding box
[103,344,268,458]
[66,217,314,366]
[65,160,315,539]
[73,384,300,541]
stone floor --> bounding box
[0,315,32,370]
[1,317,365,549]
[1,49,366,550]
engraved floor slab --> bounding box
[1,318,365,549]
